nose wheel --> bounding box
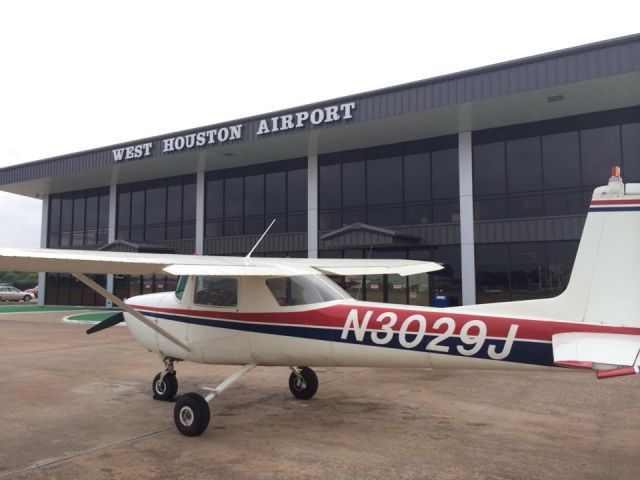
[289,366,318,399]
[152,357,179,401]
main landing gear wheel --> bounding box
[174,393,211,437]
[152,372,178,401]
[289,366,318,400]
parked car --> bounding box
[25,286,38,298]
[0,285,35,302]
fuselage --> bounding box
[124,285,640,372]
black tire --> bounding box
[152,372,178,401]
[288,367,318,400]
[174,393,210,437]
[23,295,30,302]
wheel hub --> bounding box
[179,406,194,427]
[294,377,307,390]
[155,379,166,394]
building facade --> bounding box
[2,34,640,307]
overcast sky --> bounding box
[0,1,638,248]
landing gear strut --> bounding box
[288,366,318,400]
[174,364,256,437]
[152,357,179,401]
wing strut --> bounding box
[71,272,191,352]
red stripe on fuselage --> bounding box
[590,199,640,206]
[129,303,640,343]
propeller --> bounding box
[86,312,125,335]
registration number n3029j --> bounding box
[339,309,519,360]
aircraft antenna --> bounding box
[245,218,276,259]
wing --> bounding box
[0,247,442,277]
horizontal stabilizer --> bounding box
[552,332,640,368]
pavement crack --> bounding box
[0,427,173,479]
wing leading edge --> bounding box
[0,247,443,277]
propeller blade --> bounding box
[86,312,125,335]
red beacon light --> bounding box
[611,165,621,177]
[608,165,624,195]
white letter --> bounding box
[217,127,229,142]
[142,142,153,156]
[310,108,324,125]
[341,309,373,342]
[112,148,125,161]
[399,314,426,349]
[125,146,135,159]
[134,144,143,158]
[256,120,270,135]
[163,138,175,152]
[371,312,397,345]
[207,129,217,144]
[340,102,356,119]
[185,134,196,148]
[229,124,242,140]
[295,111,309,127]
[280,114,294,131]
[174,136,185,151]
[324,105,340,123]
[487,324,519,360]
[196,132,206,146]
[270,117,280,132]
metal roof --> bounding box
[2,33,640,197]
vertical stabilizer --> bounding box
[559,170,640,327]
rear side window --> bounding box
[266,275,349,306]
[194,276,237,307]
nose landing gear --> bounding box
[152,357,180,401]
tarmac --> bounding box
[0,311,638,480]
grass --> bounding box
[64,311,120,322]
[0,304,117,314]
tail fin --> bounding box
[455,170,640,328]
[558,171,640,327]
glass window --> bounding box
[581,126,622,186]
[224,176,243,217]
[167,182,183,240]
[194,276,238,306]
[473,142,506,195]
[117,190,131,240]
[266,275,349,306]
[182,180,196,239]
[476,244,510,304]
[404,153,430,202]
[319,163,340,210]
[72,195,85,245]
[506,137,542,192]
[431,147,459,199]
[542,131,580,189]
[507,194,543,218]
[205,177,224,237]
[145,182,166,241]
[622,123,640,182]
[342,161,365,207]
[98,191,110,245]
[244,174,264,216]
[367,156,402,205]
[509,242,546,300]
[60,194,73,247]
[48,196,61,247]
[85,193,98,245]
[175,276,188,300]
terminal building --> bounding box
[1,34,639,307]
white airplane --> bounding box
[1,169,639,437]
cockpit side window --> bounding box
[266,275,350,306]
[175,276,188,300]
[194,276,238,307]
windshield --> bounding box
[174,276,188,300]
[266,275,352,306]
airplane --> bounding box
[1,168,639,437]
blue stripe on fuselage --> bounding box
[143,310,555,367]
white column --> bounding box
[307,154,318,258]
[458,131,476,305]
[37,195,48,305]
[105,182,117,307]
[195,169,205,255]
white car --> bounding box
[0,285,34,302]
